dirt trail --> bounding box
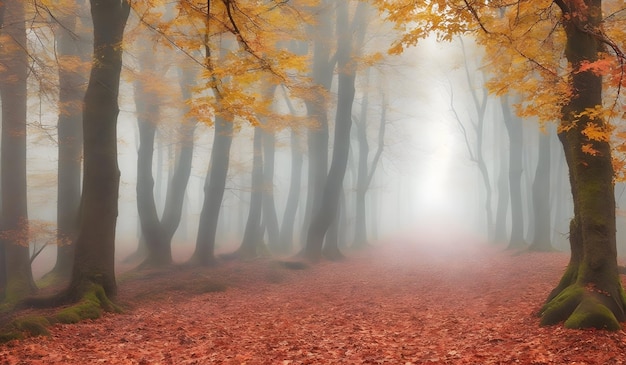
[2,239,626,364]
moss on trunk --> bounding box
[54,283,120,324]
[539,0,626,330]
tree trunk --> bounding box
[160,119,196,247]
[67,0,130,301]
[279,125,303,253]
[299,1,333,246]
[501,96,526,249]
[528,127,552,251]
[539,0,626,330]
[190,116,233,265]
[353,72,370,248]
[305,1,361,261]
[133,54,172,266]
[0,0,35,302]
[353,115,369,247]
[263,128,281,253]
[259,84,280,253]
[494,123,509,244]
[235,126,264,259]
[49,0,90,281]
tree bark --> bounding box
[528,127,553,251]
[263,128,281,253]
[539,0,626,330]
[305,1,363,261]
[300,0,333,247]
[190,116,233,265]
[67,0,130,301]
[278,116,303,252]
[0,0,35,302]
[501,96,526,249]
[235,126,264,259]
[494,122,509,244]
[48,0,90,281]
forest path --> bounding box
[2,236,626,364]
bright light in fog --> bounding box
[415,122,453,212]
[405,37,485,242]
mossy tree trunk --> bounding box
[67,0,130,301]
[539,0,626,330]
[0,0,36,302]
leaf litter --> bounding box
[2,238,626,364]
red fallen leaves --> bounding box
[3,240,626,364]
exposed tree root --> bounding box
[1,283,121,342]
[539,283,626,331]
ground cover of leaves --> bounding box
[2,237,626,364]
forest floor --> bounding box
[2,233,626,364]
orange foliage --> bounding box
[0,218,70,262]
[130,0,316,127]
[374,0,626,176]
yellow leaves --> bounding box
[129,0,318,127]
[375,0,476,51]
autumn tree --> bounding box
[376,0,626,329]
[64,0,130,305]
[47,0,92,281]
[141,0,311,264]
[0,0,36,303]
[126,18,199,268]
[304,0,369,261]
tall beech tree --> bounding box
[528,126,553,251]
[132,43,198,268]
[500,96,526,249]
[299,0,334,247]
[352,71,386,248]
[235,125,264,259]
[66,0,130,302]
[161,0,310,264]
[278,90,305,252]
[48,0,92,281]
[0,0,36,302]
[538,0,626,330]
[304,1,368,260]
[376,0,626,329]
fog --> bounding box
[24,35,517,279]
[12,1,594,284]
